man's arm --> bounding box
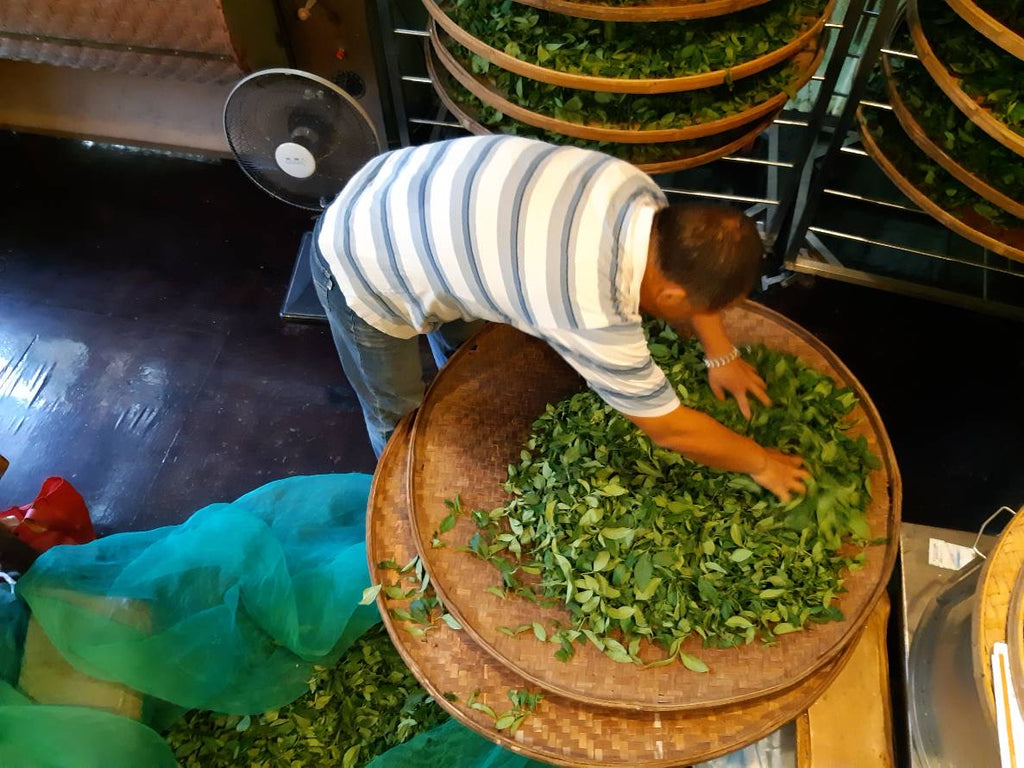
[545,325,806,501]
[626,406,808,502]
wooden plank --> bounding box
[797,595,895,768]
[0,59,231,155]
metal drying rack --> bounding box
[370,0,1024,317]
[779,0,1024,317]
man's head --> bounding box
[640,203,764,323]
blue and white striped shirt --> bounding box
[318,135,680,418]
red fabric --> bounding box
[0,478,96,552]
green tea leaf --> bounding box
[680,653,709,673]
[358,584,382,605]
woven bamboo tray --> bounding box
[510,0,773,21]
[881,53,1024,221]
[944,0,1024,61]
[407,302,900,712]
[857,107,1024,264]
[426,52,775,174]
[974,507,1024,729]
[431,25,825,144]
[422,0,835,95]
[907,0,1024,159]
[368,419,859,767]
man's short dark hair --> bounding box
[651,203,764,311]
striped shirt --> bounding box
[318,135,680,418]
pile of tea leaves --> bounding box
[887,51,1024,205]
[863,104,1024,238]
[920,0,1024,136]
[461,321,880,669]
[447,38,805,131]
[443,75,763,164]
[441,0,828,79]
[165,625,448,768]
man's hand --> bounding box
[750,448,809,502]
[708,359,771,419]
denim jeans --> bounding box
[310,236,483,457]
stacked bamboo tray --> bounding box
[856,0,1024,263]
[366,302,901,766]
[421,0,836,171]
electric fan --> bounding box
[223,68,384,320]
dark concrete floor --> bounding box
[1,130,1022,537]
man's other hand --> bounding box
[708,358,771,419]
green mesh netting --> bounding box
[367,717,551,768]
[16,474,380,716]
[0,681,177,767]
[0,588,27,685]
[7,474,559,766]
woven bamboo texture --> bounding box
[421,0,835,95]
[430,26,825,144]
[907,0,1024,159]
[882,54,1024,221]
[0,0,243,82]
[973,507,1024,729]
[368,419,859,767]
[944,0,1024,61]
[510,0,773,21]
[857,107,1024,264]
[407,302,901,712]
[426,48,776,173]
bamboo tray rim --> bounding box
[881,53,1024,221]
[422,0,835,95]
[857,107,1024,265]
[907,0,1024,159]
[367,419,862,767]
[510,0,774,22]
[972,506,1024,730]
[426,50,779,173]
[406,303,901,712]
[944,0,1024,62]
[431,23,824,144]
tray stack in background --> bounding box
[420,0,836,171]
[856,0,1024,263]
[366,302,902,766]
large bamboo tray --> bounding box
[406,303,901,712]
[881,52,1024,221]
[857,107,1024,264]
[368,419,859,767]
[427,52,776,173]
[974,507,1024,730]
[907,0,1024,158]
[944,0,1024,61]
[511,0,773,22]
[431,24,825,144]
[422,0,835,94]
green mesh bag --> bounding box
[16,474,380,717]
[0,681,177,767]
[0,587,27,685]
[368,718,552,768]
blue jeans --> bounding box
[310,237,483,457]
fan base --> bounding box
[280,230,328,323]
